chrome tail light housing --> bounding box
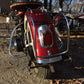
[38,25,53,48]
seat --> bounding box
[10,2,43,10]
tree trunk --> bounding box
[49,0,52,11]
[59,0,64,10]
[44,0,47,9]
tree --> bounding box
[71,1,84,13]
[44,0,48,9]
[64,0,72,12]
[49,0,52,11]
[59,0,64,10]
[79,0,82,1]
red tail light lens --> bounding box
[16,11,24,16]
[18,11,24,15]
[44,31,52,46]
[38,25,53,48]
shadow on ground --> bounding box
[46,36,84,84]
[0,25,84,84]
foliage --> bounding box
[52,0,84,13]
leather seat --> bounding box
[10,1,43,10]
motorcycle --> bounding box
[66,13,84,32]
[8,1,70,79]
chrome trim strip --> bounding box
[37,56,62,64]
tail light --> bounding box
[38,25,53,48]
[16,11,24,16]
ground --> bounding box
[0,16,84,84]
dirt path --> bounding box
[0,18,84,84]
[0,35,84,84]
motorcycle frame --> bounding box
[9,9,70,64]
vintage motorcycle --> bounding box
[8,1,70,78]
[66,13,84,32]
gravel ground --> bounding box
[0,17,84,84]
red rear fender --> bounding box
[25,9,59,59]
